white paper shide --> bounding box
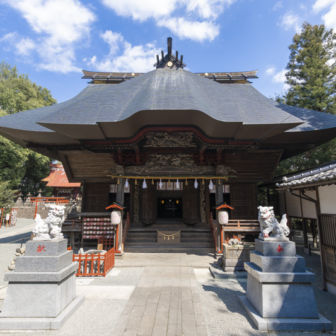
[32,205,66,240]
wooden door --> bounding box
[140,182,157,224]
[85,183,110,212]
[230,184,257,219]
[183,182,199,224]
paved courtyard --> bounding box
[0,224,334,335]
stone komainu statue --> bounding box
[33,205,66,240]
[258,206,290,239]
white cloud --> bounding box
[101,0,236,41]
[272,69,290,90]
[313,0,336,30]
[272,1,282,11]
[2,0,96,73]
[265,66,276,76]
[0,32,35,56]
[279,12,302,33]
[88,30,160,72]
[272,69,287,83]
[157,17,219,42]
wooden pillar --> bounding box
[315,186,326,291]
[205,180,210,225]
[215,179,223,252]
[299,189,308,250]
[129,179,135,224]
[116,178,124,252]
[81,182,87,212]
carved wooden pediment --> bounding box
[143,132,197,148]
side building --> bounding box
[42,163,81,199]
[261,161,336,295]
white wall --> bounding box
[301,190,317,219]
[284,192,302,217]
[319,185,336,214]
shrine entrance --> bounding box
[157,197,182,219]
[139,180,200,225]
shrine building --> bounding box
[1,38,336,254]
[42,163,81,199]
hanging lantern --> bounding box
[209,179,213,190]
[176,179,180,189]
[125,179,129,188]
[135,179,137,185]
[117,178,120,185]
[168,179,171,186]
[185,179,188,185]
[152,179,154,185]
[202,179,205,185]
[194,179,198,189]
[218,179,221,185]
[111,211,122,225]
[142,179,147,189]
[159,179,163,189]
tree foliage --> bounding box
[0,61,56,114]
[0,179,17,210]
[0,61,56,196]
[275,22,336,176]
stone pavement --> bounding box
[0,229,334,335]
[112,267,207,336]
[115,253,216,268]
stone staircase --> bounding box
[124,222,215,253]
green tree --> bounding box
[20,152,53,197]
[0,61,56,113]
[0,179,17,210]
[0,61,56,196]
[275,22,336,176]
[284,22,336,114]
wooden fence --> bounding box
[319,214,336,289]
[72,248,115,277]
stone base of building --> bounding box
[222,244,254,272]
[0,295,84,330]
[239,296,333,332]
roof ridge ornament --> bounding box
[154,37,186,69]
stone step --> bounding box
[125,242,214,248]
[124,246,215,253]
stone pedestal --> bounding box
[0,239,84,330]
[222,244,254,272]
[239,239,333,331]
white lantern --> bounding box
[218,210,229,224]
[111,211,121,225]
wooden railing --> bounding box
[73,248,115,277]
[31,197,70,204]
[98,236,115,250]
[210,216,260,254]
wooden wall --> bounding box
[230,184,257,219]
[67,154,115,179]
[84,183,110,212]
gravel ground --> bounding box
[197,234,336,336]
[0,298,128,336]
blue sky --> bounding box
[1,0,335,104]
